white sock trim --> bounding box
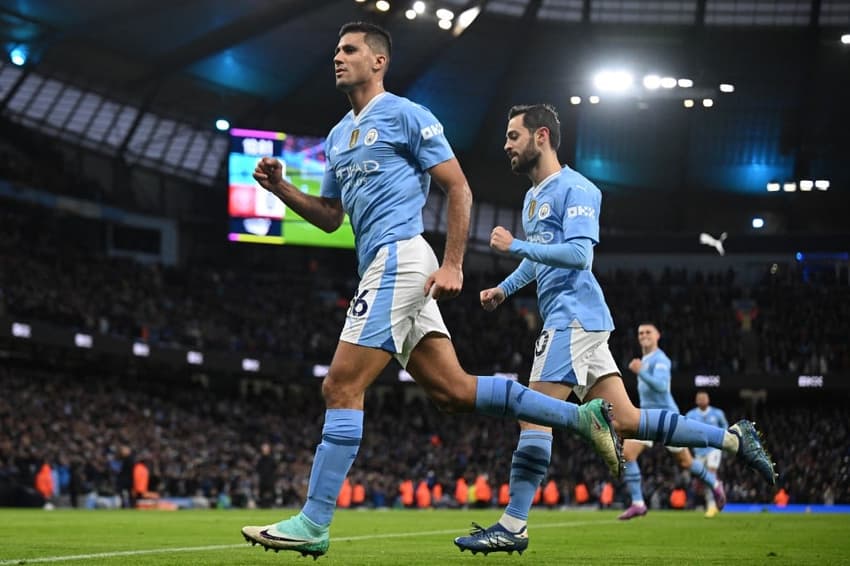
[499,512,527,533]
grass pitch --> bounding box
[0,508,848,565]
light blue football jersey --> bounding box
[685,405,729,456]
[321,92,454,276]
[520,166,614,331]
[636,348,679,411]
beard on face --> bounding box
[510,140,541,174]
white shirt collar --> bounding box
[530,168,562,197]
[351,92,388,126]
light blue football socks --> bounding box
[302,409,363,527]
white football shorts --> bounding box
[697,449,723,469]
[529,327,620,401]
[339,235,449,368]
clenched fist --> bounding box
[253,157,284,191]
[490,226,514,252]
[479,286,506,311]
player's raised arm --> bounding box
[631,358,669,393]
[504,235,593,270]
[480,258,537,311]
[424,157,472,300]
[253,157,344,233]
[499,258,537,296]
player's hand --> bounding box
[425,265,463,300]
[628,358,642,374]
[253,157,284,191]
[490,226,514,252]
[480,287,506,311]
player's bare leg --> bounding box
[673,448,726,514]
[242,341,391,558]
[449,377,620,555]
[586,374,775,484]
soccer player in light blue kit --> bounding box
[687,390,729,517]
[241,23,622,558]
[618,323,726,520]
[455,104,775,555]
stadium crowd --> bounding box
[1,364,847,511]
[1,199,848,377]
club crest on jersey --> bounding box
[364,128,379,146]
[528,200,537,220]
[538,203,551,220]
[349,129,360,148]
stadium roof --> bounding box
[1,0,848,208]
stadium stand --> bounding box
[1,363,847,511]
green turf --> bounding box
[0,508,848,565]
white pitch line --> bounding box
[0,519,614,564]
[0,544,245,565]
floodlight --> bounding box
[12,322,31,338]
[9,46,27,66]
[660,77,677,89]
[133,343,150,357]
[593,70,633,92]
[455,6,481,33]
[643,74,661,90]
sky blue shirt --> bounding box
[511,166,615,331]
[321,92,455,276]
[636,348,679,411]
[685,405,729,456]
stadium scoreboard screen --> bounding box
[227,127,355,248]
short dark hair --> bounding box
[508,104,561,150]
[339,21,392,59]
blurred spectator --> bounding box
[256,442,277,508]
[117,445,135,508]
